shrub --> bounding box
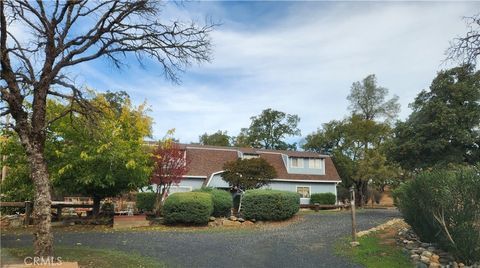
[136,192,156,212]
[100,202,115,216]
[310,193,336,205]
[241,189,300,221]
[194,188,232,217]
[394,166,480,264]
[163,192,213,225]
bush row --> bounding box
[241,189,300,221]
[394,166,480,264]
[310,193,336,205]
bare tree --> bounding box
[0,0,213,257]
[447,14,480,65]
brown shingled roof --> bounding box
[183,144,340,182]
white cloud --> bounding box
[71,2,479,144]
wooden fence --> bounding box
[0,201,94,225]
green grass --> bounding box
[1,246,166,268]
[336,232,413,268]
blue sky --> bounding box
[66,1,479,144]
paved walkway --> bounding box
[2,209,400,268]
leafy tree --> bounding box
[303,115,399,205]
[238,108,301,150]
[0,0,213,256]
[389,65,480,170]
[150,131,189,216]
[199,130,231,146]
[222,158,277,190]
[348,74,400,122]
[50,94,153,216]
[0,132,33,205]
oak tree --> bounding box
[0,0,212,256]
[237,108,300,150]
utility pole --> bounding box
[350,185,359,246]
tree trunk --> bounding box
[28,150,53,257]
[92,196,102,217]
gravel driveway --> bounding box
[2,209,400,268]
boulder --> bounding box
[209,216,216,222]
[229,216,237,221]
[237,218,245,223]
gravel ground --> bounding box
[1,209,400,268]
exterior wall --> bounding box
[263,181,337,205]
[209,174,229,188]
[287,158,325,175]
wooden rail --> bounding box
[1,202,94,225]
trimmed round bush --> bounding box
[310,193,336,205]
[163,192,213,225]
[241,189,300,221]
[136,192,156,212]
[194,188,232,217]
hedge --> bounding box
[394,166,480,264]
[193,188,232,217]
[241,189,300,221]
[136,192,156,212]
[163,192,213,225]
[310,193,336,205]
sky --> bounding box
[55,1,480,144]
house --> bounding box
[162,144,341,205]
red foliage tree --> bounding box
[150,139,189,215]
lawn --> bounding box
[1,246,165,268]
[336,229,413,268]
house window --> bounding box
[290,158,304,168]
[243,154,259,159]
[308,158,322,169]
[297,186,310,198]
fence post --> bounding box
[24,201,32,226]
[350,186,357,243]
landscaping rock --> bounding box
[229,216,237,221]
[422,251,433,258]
[420,256,431,264]
[350,241,360,247]
[222,220,241,227]
[242,220,254,226]
[428,263,440,268]
[209,216,216,222]
[416,261,428,268]
[430,254,440,263]
[237,217,245,223]
[411,254,421,261]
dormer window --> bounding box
[290,158,303,168]
[309,158,322,169]
[242,153,259,159]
